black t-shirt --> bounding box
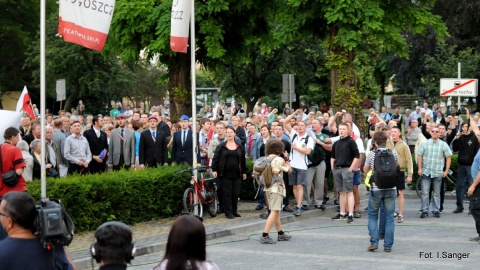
[0,237,72,270]
[223,148,241,178]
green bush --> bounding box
[27,166,189,232]
[26,162,258,232]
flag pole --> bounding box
[40,0,47,198]
[191,0,197,167]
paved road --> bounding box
[124,198,479,270]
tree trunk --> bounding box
[168,52,192,120]
[64,83,81,112]
[328,26,365,133]
[379,74,385,110]
[244,97,256,113]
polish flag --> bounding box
[170,0,191,53]
[16,86,35,119]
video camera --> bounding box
[33,198,74,250]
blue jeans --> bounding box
[456,165,473,210]
[421,175,442,213]
[368,189,396,248]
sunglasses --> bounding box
[431,130,440,133]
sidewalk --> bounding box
[70,185,374,269]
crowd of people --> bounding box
[1,98,480,258]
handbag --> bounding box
[46,168,59,178]
[0,144,19,187]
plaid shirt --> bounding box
[417,138,452,177]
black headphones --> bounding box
[90,221,136,264]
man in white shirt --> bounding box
[283,109,314,216]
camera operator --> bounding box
[91,221,136,270]
[0,191,76,269]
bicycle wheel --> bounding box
[206,190,219,217]
[416,178,422,198]
[183,188,204,218]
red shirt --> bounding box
[0,143,27,195]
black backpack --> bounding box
[373,149,397,189]
[308,140,324,168]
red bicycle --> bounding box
[179,166,219,219]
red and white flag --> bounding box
[58,0,116,51]
[16,86,35,119]
[170,0,192,53]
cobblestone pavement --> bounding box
[108,192,478,270]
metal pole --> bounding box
[190,0,197,167]
[40,0,47,198]
[190,0,199,216]
[289,75,292,110]
[458,62,461,109]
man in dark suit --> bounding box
[139,116,168,168]
[171,115,200,166]
[151,111,171,139]
[108,114,136,170]
[83,115,109,174]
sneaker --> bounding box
[393,212,398,218]
[278,232,292,241]
[332,213,346,220]
[294,207,302,216]
[469,235,480,241]
[301,205,309,210]
[322,195,330,205]
[420,212,428,218]
[260,235,276,244]
[384,247,392,252]
[379,235,384,240]
[347,215,354,223]
[334,198,339,205]
[314,205,326,210]
[364,206,368,211]
[453,208,463,213]
[368,245,378,251]
[433,212,440,218]
[255,205,264,210]
[354,211,361,218]
[282,205,293,212]
[397,215,404,223]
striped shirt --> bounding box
[417,138,452,178]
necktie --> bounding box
[183,131,187,146]
[152,131,156,140]
[120,129,124,151]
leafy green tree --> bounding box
[24,13,136,114]
[107,0,277,118]
[284,0,448,124]
[0,0,40,97]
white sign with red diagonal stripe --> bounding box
[59,0,116,52]
[440,78,478,97]
[170,0,191,53]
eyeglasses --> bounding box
[431,130,440,133]
[0,212,9,218]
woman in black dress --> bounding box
[212,126,247,219]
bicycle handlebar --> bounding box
[176,166,208,175]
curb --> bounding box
[73,201,349,270]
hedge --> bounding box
[26,162,258,232]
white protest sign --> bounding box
[0,110,22,144]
